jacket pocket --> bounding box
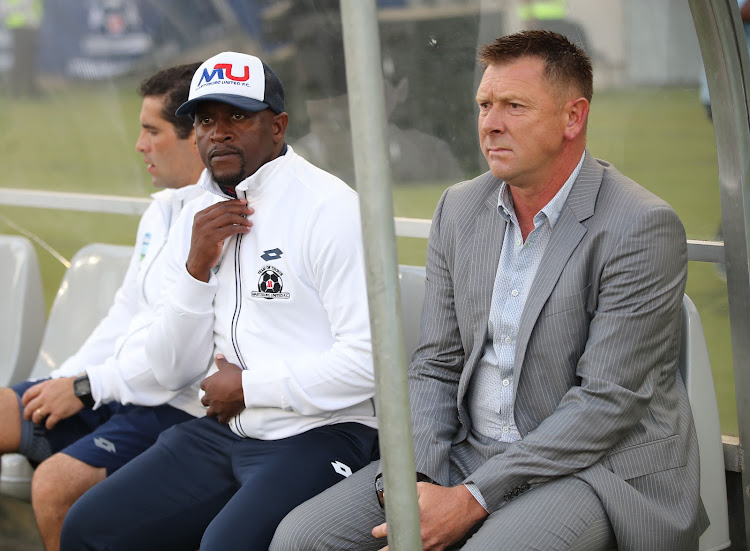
[542,285,591,317]
[603,434,685,480]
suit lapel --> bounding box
[457,180,505,401]
[470,194,506,330]
[512,153,603,391]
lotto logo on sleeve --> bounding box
[251,266,290,300]
[139,232,151,262]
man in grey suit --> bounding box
[271,30,709,551]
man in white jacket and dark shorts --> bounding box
[60,51,378,551]
[0,63,206,551]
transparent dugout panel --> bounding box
[0,0,736,432]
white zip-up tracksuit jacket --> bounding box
[145,146,377,440]
[51,183,207,418]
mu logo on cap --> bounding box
[199,64,250,85]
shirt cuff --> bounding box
[464,482,489,512]
[172,264,217,314]
[85,364,112,409]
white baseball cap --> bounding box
[176,51,285,117]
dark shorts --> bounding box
[12,379,195,475]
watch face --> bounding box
[75,377,91,396]
[74,375,94,407]
[374,476,385,509]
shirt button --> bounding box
[511,289,519,297]
[502,379,510,387]
[516,238,522,246]
[504,336,511,345]
[502,426,510,433]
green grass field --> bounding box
[0,84,737,434]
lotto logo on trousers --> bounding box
[331,461,352,478]
[94,437,117,454]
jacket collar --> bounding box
[200,145,296,199]
[560,150,603,223]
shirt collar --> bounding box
[497,151,586,228]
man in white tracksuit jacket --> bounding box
[61,51,378,551]
[0,63,206,551]
[50,181,204,412]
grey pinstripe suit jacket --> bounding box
[407,152,709,549]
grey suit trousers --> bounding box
[270,458,616,550]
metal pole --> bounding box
[689,0,750,544]
[339,2,422,550]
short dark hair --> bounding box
[138,63,201,139]
[478,30,593,103]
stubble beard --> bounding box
[209,156,247,189]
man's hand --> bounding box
[21,377,84,430]
[372,483,488,551]
[186,200,253,282]
[200,354,245,423]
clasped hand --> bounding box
[373,483,488,551]
[200,354,245,423]
[21,377,84,430]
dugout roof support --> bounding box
[690,0,750,545]
[340,1,423,549]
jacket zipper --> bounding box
[231,233,249,438]
[231,233,248,371]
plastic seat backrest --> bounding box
[680,295,731,551]
[28,243,133,380]
[0,235,45,386]
[398,265,427,362]
[1,243,132,502]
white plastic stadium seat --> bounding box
[681,295,731,551]
[0,235,45,387]
[398,265,426,361]
[27,243,133,380]
[1,243,132,501]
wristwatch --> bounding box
[374,472,436,509]
[73,374,95,408]
[375,474,385,508]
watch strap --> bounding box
[74,374,95,408]
[374,472,437,509]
